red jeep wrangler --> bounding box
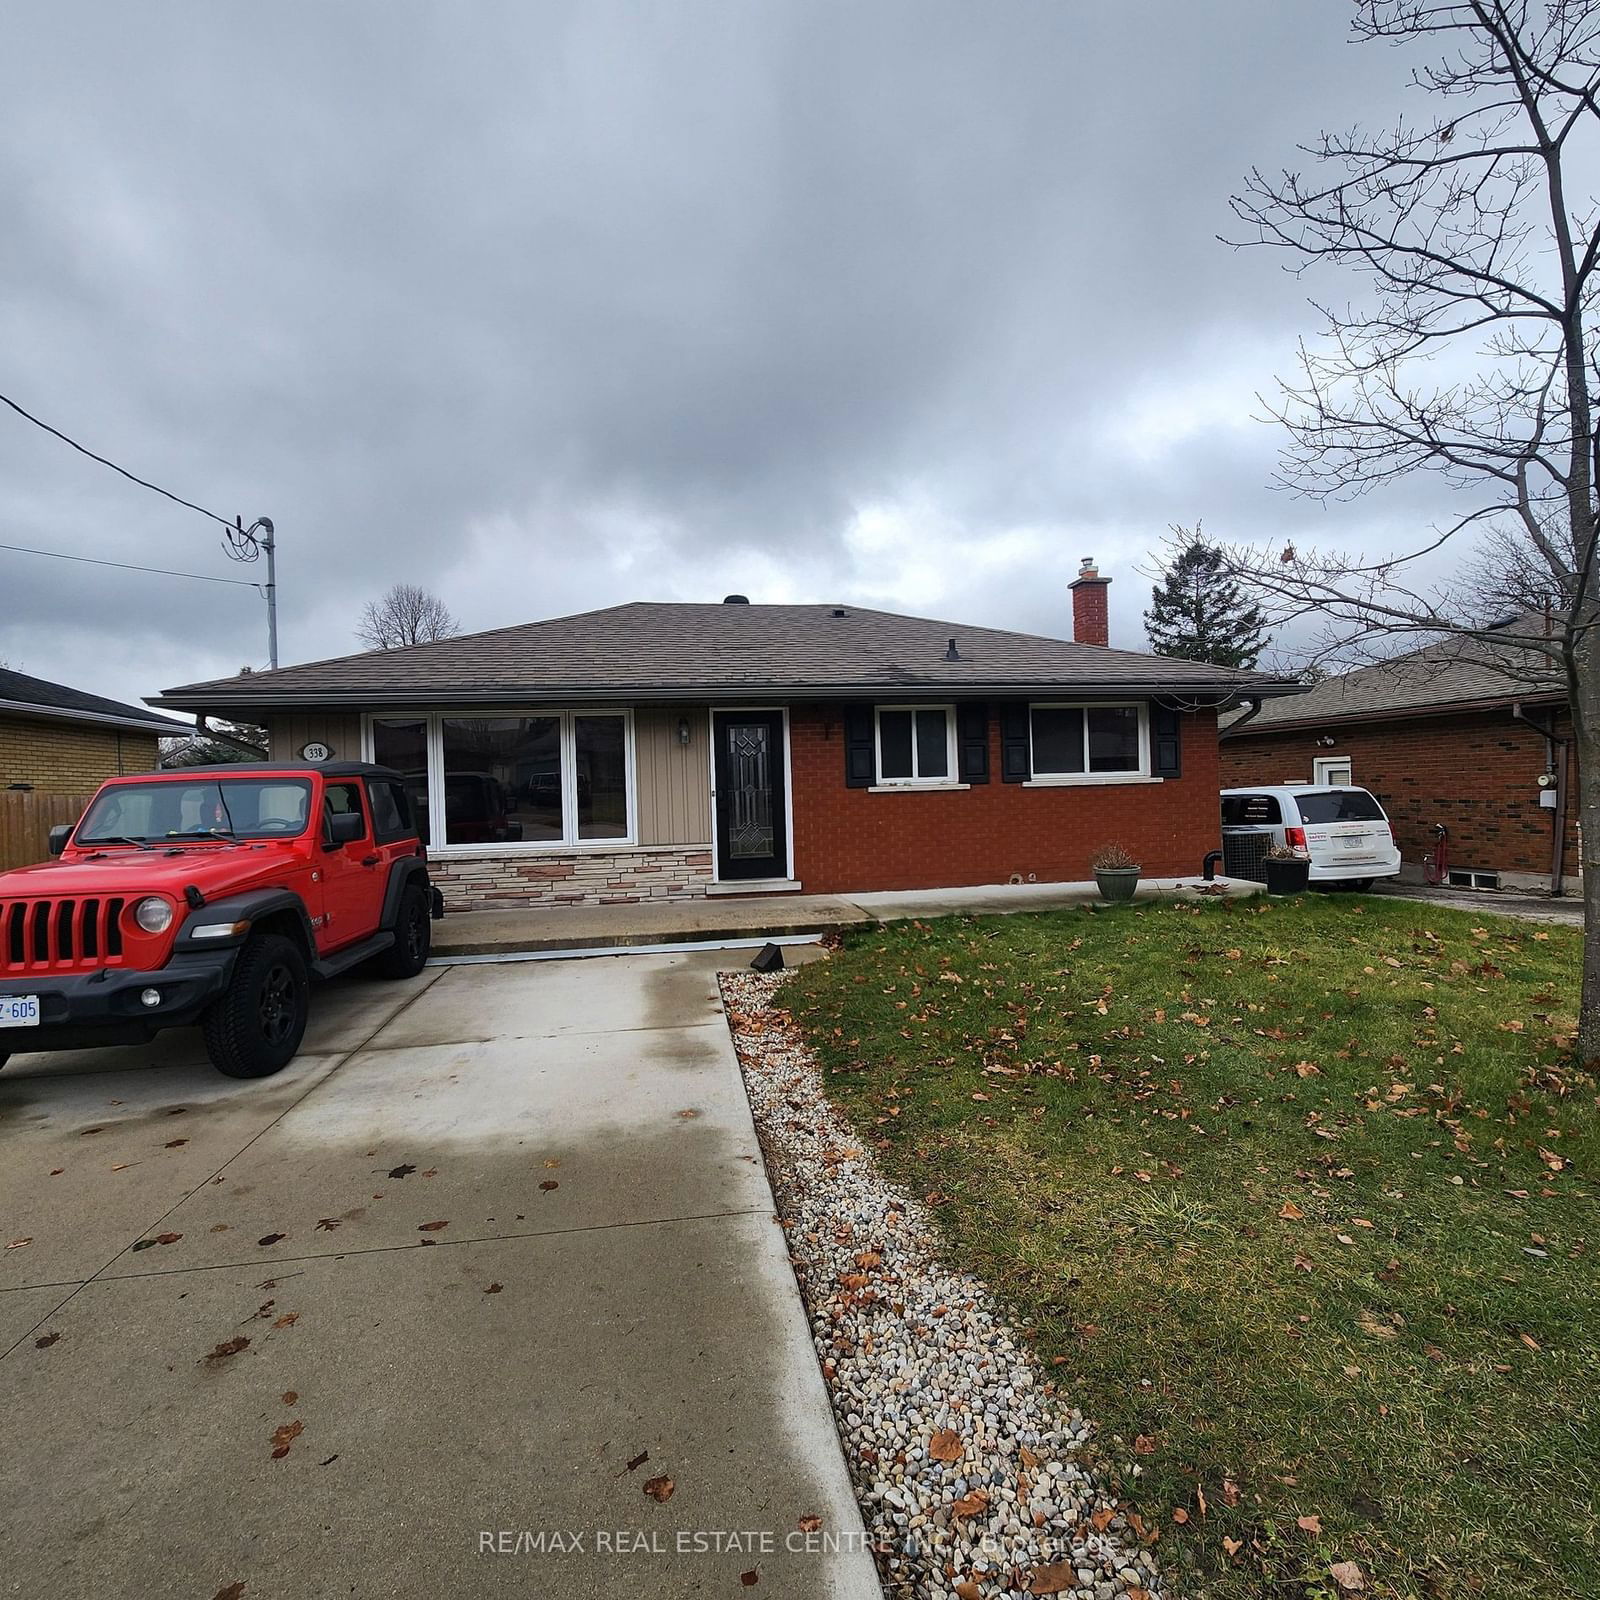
[0,762,438,1078]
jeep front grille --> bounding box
[1,899,127,971]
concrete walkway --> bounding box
[1371,879,1584,926]
[0,957,879,1599]
[435,876,1261,957]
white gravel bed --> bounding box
[722,969,1168,1600]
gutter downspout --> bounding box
[1218,695,1263,736]
[1512,702,1569,897]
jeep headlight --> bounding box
[133,896,174,935]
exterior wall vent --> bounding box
[722,594,750,604]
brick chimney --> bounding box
[1069,557,1110,646]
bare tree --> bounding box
[1223,0,1600,1057]
[356,584,459,651]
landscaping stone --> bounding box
[723,970,1164,1600]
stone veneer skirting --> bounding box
[427,844,715,910]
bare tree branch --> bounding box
[356,584,460,651]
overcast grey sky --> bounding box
[0,1,1449,707]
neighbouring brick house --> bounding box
[1,667,187,793]
[1220,634,1576,892]
[153,568,1299,910]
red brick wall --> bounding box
[789,703,1222,893]
[1219,708,1578,883]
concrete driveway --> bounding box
[0,953,877,1600]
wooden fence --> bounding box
[0,790,95,873]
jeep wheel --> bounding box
[373,884,432,979]
[202,933,310,1078]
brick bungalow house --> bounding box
[153,570,1299,910]
[1220,633,1575,892]
[1,667,187,793]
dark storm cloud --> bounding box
[0,0,1448,701]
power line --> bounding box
[0,389,242,534]
[0,539,262,588]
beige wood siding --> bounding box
[265,711,364,763]
[634,705,712,846]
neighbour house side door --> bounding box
[318,780,383,950]
[711,711,788,881]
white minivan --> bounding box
[1220,784,1403,889]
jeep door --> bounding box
[318,780,383,948]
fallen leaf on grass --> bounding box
[1172,1507,1189,1524]
[205,1337,250,1362]
[1025,1562,1077,1595]
[1221,1536,1243,1557]
[1278,1201,1305,1221]
[270,1419,303,1459]
[929,1429,962,1461]
[417,1220,449,1231]
[1133,1433,1157,1454]
[642,1475,675,1502]
[1330,1559,1366,1591]
[1357,1311,1397,1340]
[1297,1514,1323,1534]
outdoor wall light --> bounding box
[677,717,692,747]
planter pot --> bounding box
[1094,866,1141,903]
[1264,856,1311,896]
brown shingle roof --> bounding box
[1221,632,1563,735]
[155,601,1302,709]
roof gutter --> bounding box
[152,680,1307,713]
[0,697,189,737]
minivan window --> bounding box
[1294,789,1384,824]
[1221,794,1282,825]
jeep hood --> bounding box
[0,843,305,901]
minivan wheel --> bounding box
[0,1052,9,1072]
[202,933,310,1079]
[372,884,431,979]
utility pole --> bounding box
[260,517,278,669]
[226,515,277,669]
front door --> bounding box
[712,711,788,881]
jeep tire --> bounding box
[203,933,310,1078]
[373,883,432,979]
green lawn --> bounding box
[784,895,1598,1600]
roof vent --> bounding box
[722,594,750,605]
[944,637,961,661]
[831,607,847,618]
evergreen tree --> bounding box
[1144,529,1268,668]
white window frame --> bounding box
[872,704,960,788]
[361,709,637,853]
[1023,701,1158,786]
[1313,755,1353,787]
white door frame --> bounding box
[707,706,795,883]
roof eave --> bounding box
[1220,688,1565,737]
[0,698,189,736]
[154,678,1306,712]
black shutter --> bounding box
[957,702,989,784]
[1152,705,1182,777]
[844,705,876,788]
[1000,701,1031,782]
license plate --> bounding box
[0,995,40,1028]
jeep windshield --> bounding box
[76,778,314,844]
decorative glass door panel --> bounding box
[712,711,788,880]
